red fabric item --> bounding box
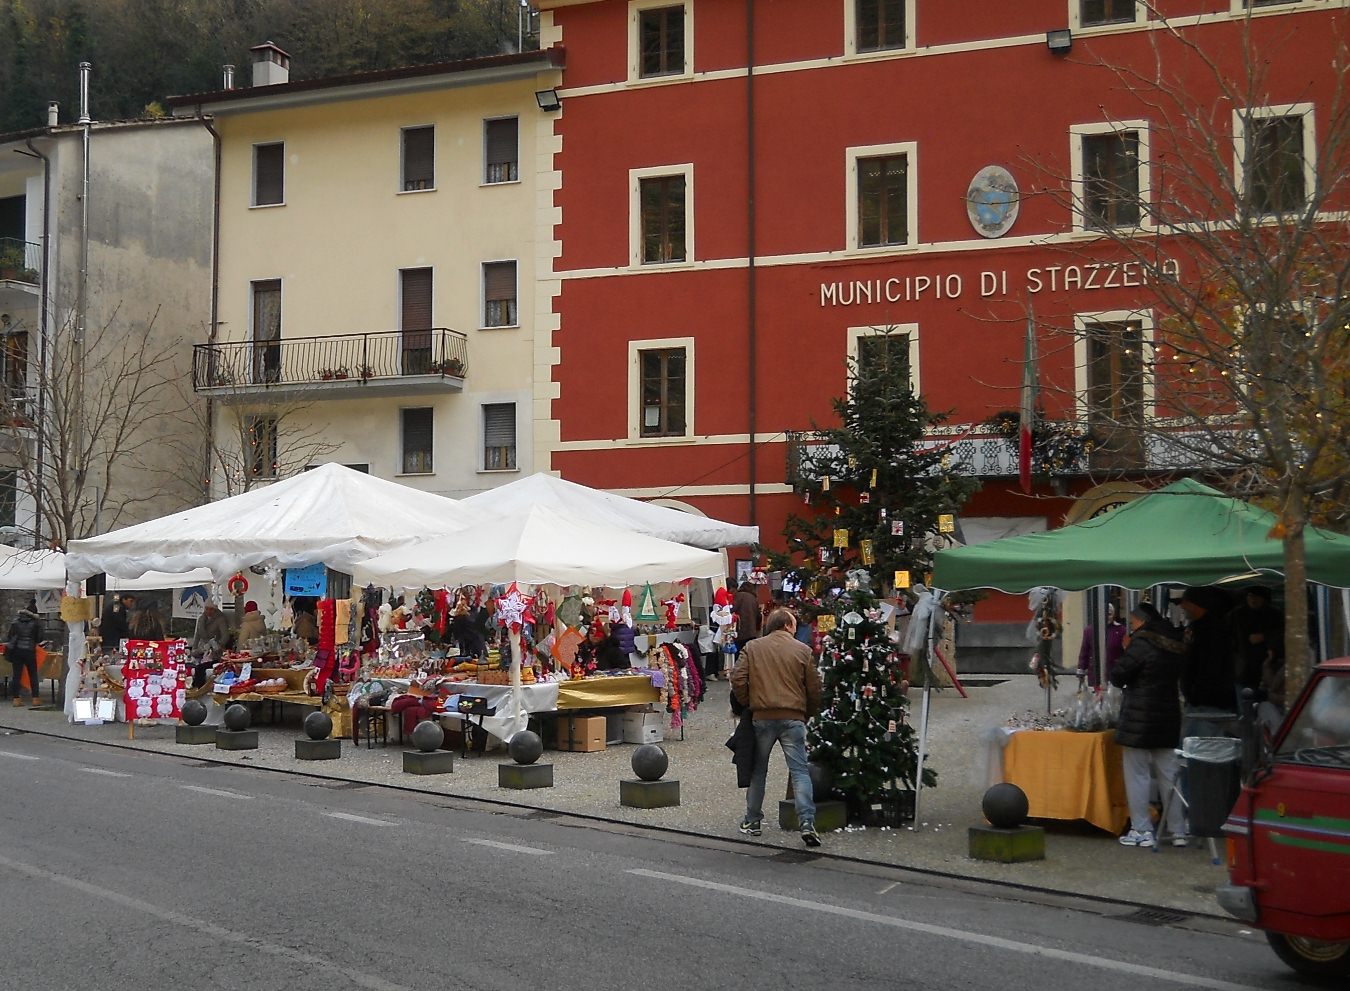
[317,598,336,653]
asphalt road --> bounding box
[0,729,1313,991]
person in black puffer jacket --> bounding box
[6,605,44,709]
[1110,603,1186,848]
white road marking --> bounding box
[180,784,251,800]
[0,853,408,991]
[877,881,900,895]
[326,811,393,826]
[462,838,553,856]
[627,869,1268,991]
[0,751,39,760]
[81,768,131,778]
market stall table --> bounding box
[997,727,1129,835]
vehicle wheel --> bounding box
[1266,932,1350,977]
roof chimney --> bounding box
[222,64,235,90]
[47,102,58,126]
[250,42,290,87]
[78,61,92,124]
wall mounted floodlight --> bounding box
[1046,29,1073,55]
[535,89,562,112]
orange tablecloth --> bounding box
[1002,729,1129,835]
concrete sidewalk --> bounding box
[0,674,1230,916]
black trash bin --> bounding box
[1182,736,1242,837]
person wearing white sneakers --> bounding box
[1110,603,1188,848]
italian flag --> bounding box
[1019,315,1038,494]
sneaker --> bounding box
[1171,835,1189,848]
[11,698,22,707]
[1118,829,1155,848]
[738,819,762,837]
[801,821,821,847]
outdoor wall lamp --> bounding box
[1046,29,1073,55]
[535,89,562,112]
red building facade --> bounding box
[538,0,1346,623]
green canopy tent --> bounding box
[932,478,1350,593]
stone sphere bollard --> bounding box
[181,699,208,726]
[982,782,1030,829]
[508,730,543,765]
[411,719,444,753]
[223,703,251,732]
[303,710,333,741]
[631,744,669,782]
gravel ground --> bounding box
[1,674,1230,915]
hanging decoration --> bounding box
[635,583,660,623]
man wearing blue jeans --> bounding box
[730,608,823,846]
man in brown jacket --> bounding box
[730,608,824,846]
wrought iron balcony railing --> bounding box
[0,238,40,285]
[192,329,469,396]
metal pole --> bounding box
[74,63,92,538]
[912,588,944,826]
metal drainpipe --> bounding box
[198,111,223,503]
[745,0,758,527]
[22,136,52,550]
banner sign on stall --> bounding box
[284,563,327,598]
[174,585,210,620]
[122,639,189,721]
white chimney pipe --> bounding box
[222,64,235,90]
[47,102,58,126]
[78,61,91,124]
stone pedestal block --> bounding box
[215,729,259,751]
[620,778,680,809]
[778,799,848,833]
[498,762,554,789]
[295,738,342,761]
[403,749,455,775]
[176,724,216,745]
[968,824,1046,863]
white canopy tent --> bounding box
[59,464,484,722]
[65,463,485,581]
[106,569,216,591]
[352,504,728,739]
[460,472,758,550]
[0,546,65,590]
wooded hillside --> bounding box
[0,0,536,133]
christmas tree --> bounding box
[768,326,977,812]
[811,582,934,812]
[771,326,978,598]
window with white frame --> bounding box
[1236,105,1314,216]
[0,469,16,529]
[629,0,692,82]
[1076,0,1138,27]
[847,325,920,394]
[1232,0,1318,13]
[482,261,518,328]
[484,117,519,184]
[846,0,915,55]
[253,142,284,206]
[246,415,279,479]
[629,338,693,440]
[846,143,917,250]
[482,403,517,471]
[1074,312,1152,467]
[631,165,693,266]
[401,407,434,474]
[401,126,434,191]
[1070,122,1149,231]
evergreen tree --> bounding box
[811,583,932,812]
[771,326,977,602]
[768,326,977,813]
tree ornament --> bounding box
[870,468,878,488]
[822,475,830,492]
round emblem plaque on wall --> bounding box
[966,165,1020,238]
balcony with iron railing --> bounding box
[0,238,40,287]
[192,329,469,401]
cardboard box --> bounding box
[556,714,606,752]
[622,710,664,744]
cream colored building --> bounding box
[169,44,564,499]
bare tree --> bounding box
[1028,7,1350,691]
[0,306,195,546]
[171,386,340,498]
